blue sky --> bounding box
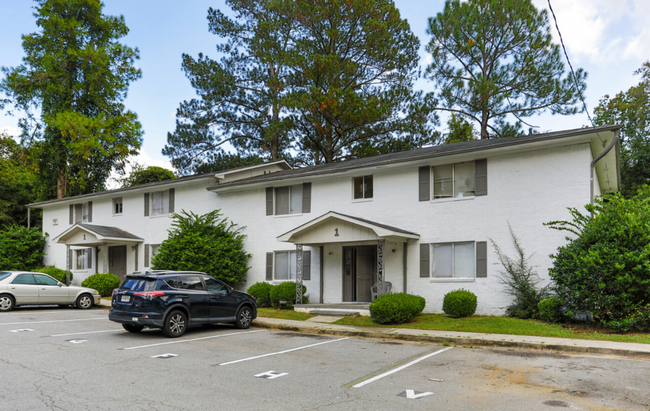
[1,0,648,175]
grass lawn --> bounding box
[332,314,650,345]
[257,307,315,321]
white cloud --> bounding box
[106,149,176,190]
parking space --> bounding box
[2,307,649,410]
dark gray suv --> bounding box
[108,271,257,337]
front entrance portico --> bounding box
[277,211,419,304]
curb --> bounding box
[252,321,650,359]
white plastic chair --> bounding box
[371,281,392,300]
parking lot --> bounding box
[1,307,649,410]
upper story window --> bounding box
[419,159,487,202]
[69,201,92,224]
[266,183,311,216]
[353,175,373,200]
[144,188,175,217]
[113,197,123,215]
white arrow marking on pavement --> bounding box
[254,371,288,379]
[405,390,433,399]
[151,353,178,359]
[67,339,88,344]
[9,329,34,332]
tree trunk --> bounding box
[57,168,66,199]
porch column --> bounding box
[65,244,71,285]
[295,244,303,304]
[103,242,108,274]
[377,240,385,297]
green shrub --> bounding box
[0,225,47,271]
[369,293,426,324]
[151,210,251,287]
[547,188,650,332]
[269,282,308,308]
[538,297,564,323]
[442,289,477,318]
[81,273,121,297]
[247,282,273,307]
[33,266,72,284]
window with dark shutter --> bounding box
[134,245,138,272]
[302,250,311,280]
[475,159,488,196]
[87,201,93,223]
[302,183,311,213]
[87,248,93,269]
[144,243,150,267]
[266,187,273,216]
[69,205,74,225]
[169,188,175,213]
[144,193,149,216]
[75,204,82,223]
[418,166,430,201]
[476,241,487,277]
[419,243,430,277]
[266,252,273,280]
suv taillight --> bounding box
[133,291,165,299]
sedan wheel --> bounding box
[163,310,187,338]
[0,295,15,312]
[235,306,252,329]
[76,294,93,309]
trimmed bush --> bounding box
[81,273,121,297]
[247,282,273,307]
[538,297,564,323]
[269,282,308,308]
[0,225,47,271]
[442,289,477,318]
[369,293,426,325]
[33,266,72,284]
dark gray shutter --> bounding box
[144,244,150,267]
[418,166,430,201]
[87,248,92,269]
[144,193,149,216]
[475,159,487,196]
[134,245,139,272]
[69,249,74,271]
[74,204,82,223]
[476,241,487,277]
[302,250,311,280]
[265,187,273,216]
[168,188,175,213]
[302,183,311,213]
[69,205,74,225]
[266,252,273,280]
[87,201,93,223]
[419,243,430,277]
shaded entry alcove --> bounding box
[342,246,376,302]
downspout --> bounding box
[27,208,31,228]
[590,129,619,209]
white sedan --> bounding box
[0,271,101,311]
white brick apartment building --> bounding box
[28,125,620,315]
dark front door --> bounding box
[342,246,376,302]
[109,246,127,281]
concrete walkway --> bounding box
[96,299,650,358]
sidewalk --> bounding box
[96,299,650,358]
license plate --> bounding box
[120,295,131,303]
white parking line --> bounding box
[0,318,106,326]
[351,347,453,388]
[218,337,349,366]
[51,329,123,337]
[121,329,266,350]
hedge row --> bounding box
[247,281,309,308]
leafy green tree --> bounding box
[285,0,436,163]
[426,0,586,139]
[163,0,297,175]
[0,225,48,271]
[443,114,476,144]
[151,210,251,287]
[546,188,650,332]
[0,133,38,228]
[121,165,176,188]
[594,62,650,198]
[1,0,143,199]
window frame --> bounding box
[75,249,88,271]
[113,197,123,215]
[352,175,373,200]
[430,241,476,279]
[274,184,303,216]
[432,162,475,200]
[151,190,170,216]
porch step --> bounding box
[309,309,360,317]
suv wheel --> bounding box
[234,306,253,329]
[163,310,187,338]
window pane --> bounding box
[364,175,373,198]
[76,250,85,270]
[454,243,475,278]
[432,244,452,277]
[353,177,363,199]
[35,275,58,286]
[275,187,289,215]
[289,251,297,280]
[454,163,475,198]
[12,274,36,285]
[162,190,169,214]
[82,203,89,223]
[114,197,123,214]
[205,278,228,293]
[275,252,289,279]
[433,165,453,199]
[181,276,204,290]
[290,184,302,214]
[152,191,163,215]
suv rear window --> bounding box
[121,278,156,292]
